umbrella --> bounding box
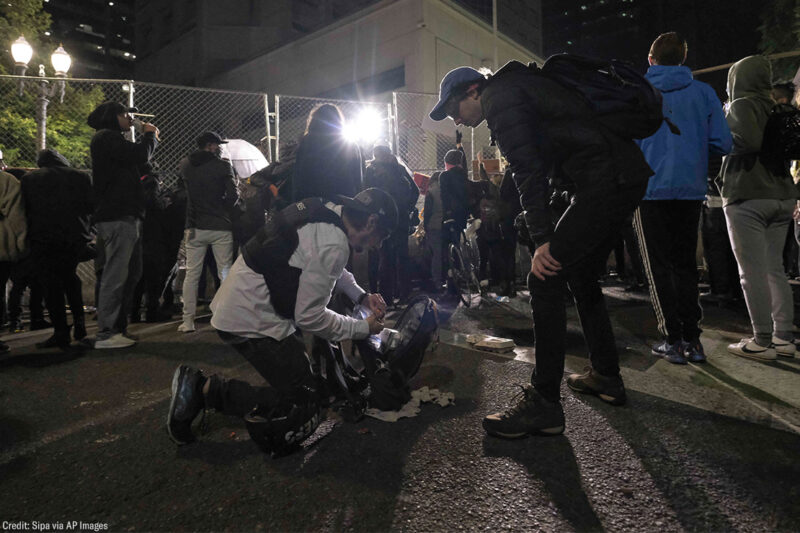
[220,139,269,179]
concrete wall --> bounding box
[207,0,543,99]
[207,0,423,99]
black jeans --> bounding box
[31,245,80,342]
[369,227,410,302]
[532,180,647,402]
[701,204,740,296]
[635,200,703,344]
[206,331,315,417]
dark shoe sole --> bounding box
[482,422,565,439]
[567,380,627,406]
[166,366,195,445]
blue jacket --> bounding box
[637,65,732,200]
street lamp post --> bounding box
[10,37,72,152]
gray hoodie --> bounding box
[720,55,797,204]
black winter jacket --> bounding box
[439,166,469,229]
[481,60,653,246]
[22,150,94,248]
[89,110,157,223]
[291,134,363,202]
[179,150,238,231]
[364,158,419,229]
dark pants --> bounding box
[635,200,703,344]
[0,261,12,324]
[370,227,410,302]
[31,245,80,342]
[206,332,315,417]
[702,204,740,296]
[9,259,45,324]
[532,181,647,402]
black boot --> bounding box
[36,334,71,351]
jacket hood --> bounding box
[87,101,127,131]
[36,149,70,168]
[646,65,693,92]
[727,55,772,102]
[188,150,219,166]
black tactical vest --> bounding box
[241,198,347,320]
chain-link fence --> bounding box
[275,94,392,161]
[392,91,494,179]
[133,82,270,189]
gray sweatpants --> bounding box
[96,217,143,340]
[724,198,795,344]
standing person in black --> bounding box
[88,101,159,349]
[497,168,522,296]
[430,64,653,438]
[439,149,470,247]
[291,104,363,202]
[365,145,419,303]
[22,149,93,350]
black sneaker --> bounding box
[566,367,627,405]
[166,365,207,445]
[482,385,565,438]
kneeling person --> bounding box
[167,189,397,450]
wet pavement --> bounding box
[0,282,798,532]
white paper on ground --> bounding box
[365,386,455,422]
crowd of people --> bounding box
[0,31,797,450]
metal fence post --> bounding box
[263,93,272,162]
[391,94,400,157]
[275,95,281,162]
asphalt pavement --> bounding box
[0,283,798,532]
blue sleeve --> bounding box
[705,85,733,155]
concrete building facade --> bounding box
[135,0,543,99]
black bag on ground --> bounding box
[540,53,680,139]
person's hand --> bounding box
[142,122,160,139]
[531,242,562,281]
[366,313,384,334]
[363,293,386,320]
[794,201,800,221]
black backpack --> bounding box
[540,53,680,139]
[761,103,800,176]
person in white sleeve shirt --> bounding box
[166,188,397,446]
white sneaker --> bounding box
[95,333,136,349]
[727,338,776,361]
[771,336,797,358]
[177,321,195,333]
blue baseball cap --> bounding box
[429,66,485,121]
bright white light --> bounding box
[11,35,33,66]
[342,108,383,145]
[50,44,71,75]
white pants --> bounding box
[182,229,234,321]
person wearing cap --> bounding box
[87,101,159,349]
[430,63,653,438]
[165,188,397,446]
[177,131,238,333]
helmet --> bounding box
[244,387,321,457]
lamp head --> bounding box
[51,44,71,76]
[11,36,32,68]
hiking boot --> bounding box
[566,367,627,405]
[771,336,797,358]
[651,340,688,365]
[94,333,136,349]
[482,385,565,438]
[684,340,706,363]
[167,365,207,445]
[727,338,776,361]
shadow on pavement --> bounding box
[482,433,604,531]
[573,388,800,531]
